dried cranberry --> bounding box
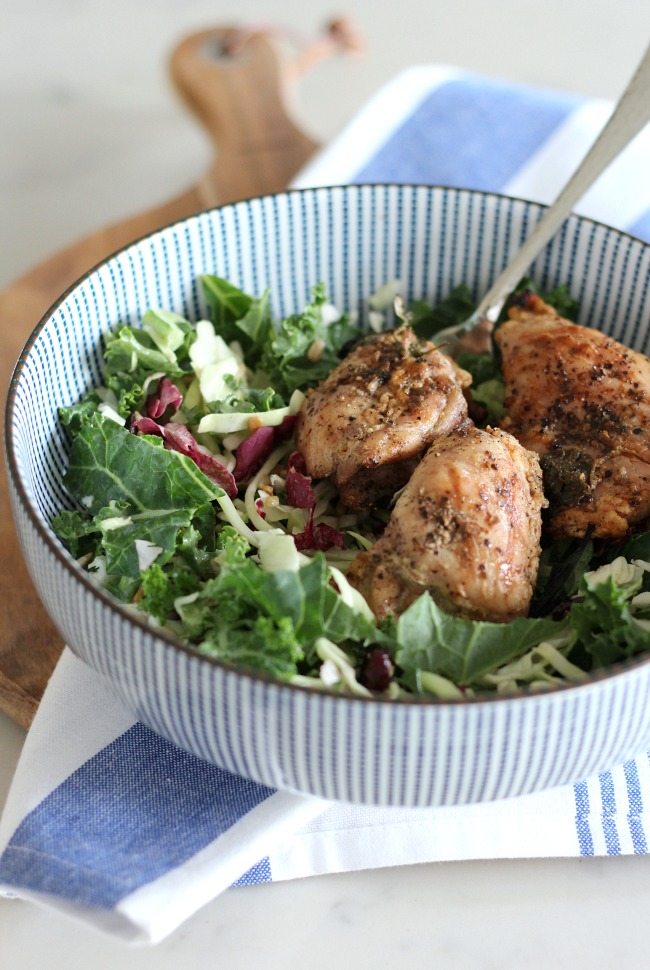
[359,648,394,693]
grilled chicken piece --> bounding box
[495,292,650,539]
[347,425,546,622]
[295,326,471,509]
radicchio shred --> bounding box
[286,451,345,551]
[131,414,238,497]
[293,509,345,552]
[233,415,300,483]
[233,426,275,483]
[285,451,316,509]
[145,377,183,420]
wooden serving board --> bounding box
[0,21,361,728]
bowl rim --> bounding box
[6,181,650,708]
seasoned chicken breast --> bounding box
[346,425,546,622]
[295,326,471,510]
[495,292,650,539]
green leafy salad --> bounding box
[53,275,650,700]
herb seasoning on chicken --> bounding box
[346,425,546,623]
[295,326,471,510]
[496,292,650,539]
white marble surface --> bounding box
[3,1,650,965]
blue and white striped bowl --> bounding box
[7,185,650,806]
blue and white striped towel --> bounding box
[2,66,650,945]
[294,65,650,240]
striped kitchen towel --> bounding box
[2,66,650,944]
[2,649,649,944]
[294,65,650,241]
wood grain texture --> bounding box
[1,22,356,728]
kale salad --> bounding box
[52,275,650,700]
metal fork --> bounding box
[433,40,650,357]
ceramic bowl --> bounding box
[7,184,650,806]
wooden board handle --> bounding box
[0,20,361,728]
[171,27,317,207]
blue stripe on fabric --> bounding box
[230,856,272,888]
[628,208,650,244]
[573,780,594,856]
[624,760,648,854]
[599,771,621,855]
[0,723,275,909]
[352,77,581,191]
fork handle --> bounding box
[477,40,650,322]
